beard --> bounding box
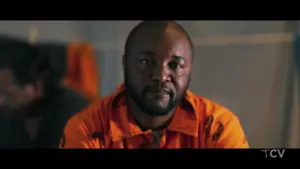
[124,69,190,117]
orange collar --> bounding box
[109,84,200,142]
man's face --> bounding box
[124,25,192,117]
[0,68,36,111]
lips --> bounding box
[146,88,170,99]
[147,87,171,94]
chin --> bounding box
[143,104,174,117]
[144,111,170,117]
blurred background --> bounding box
[1,20,299,148]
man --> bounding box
[0,35,89,148]
[60,21,249,148]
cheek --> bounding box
[172,72,189,93]
[128,68,149,87]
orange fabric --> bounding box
[63,43,99,101]
[59,84,249,149]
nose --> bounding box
[150,64,171,83]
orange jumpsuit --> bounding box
[59,84,249,148]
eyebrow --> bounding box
[172,55,185,61]
[138,51,186,61]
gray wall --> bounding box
[0,21,90,42]
[0,21,294,148]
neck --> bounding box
[129,99,175,131]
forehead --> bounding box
[128,24,192,60]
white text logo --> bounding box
[261,149,285,159]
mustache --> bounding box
[144,84,172,94]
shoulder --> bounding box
[60,94,116,148]
[199,96,237,124]
[187,92,249,148]
[65,93,115,134]
[187,91,237,122]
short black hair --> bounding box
[0,34,59,88]
[124,21,194,56]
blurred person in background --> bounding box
[0,35,89,148]
[60,21,249,148]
